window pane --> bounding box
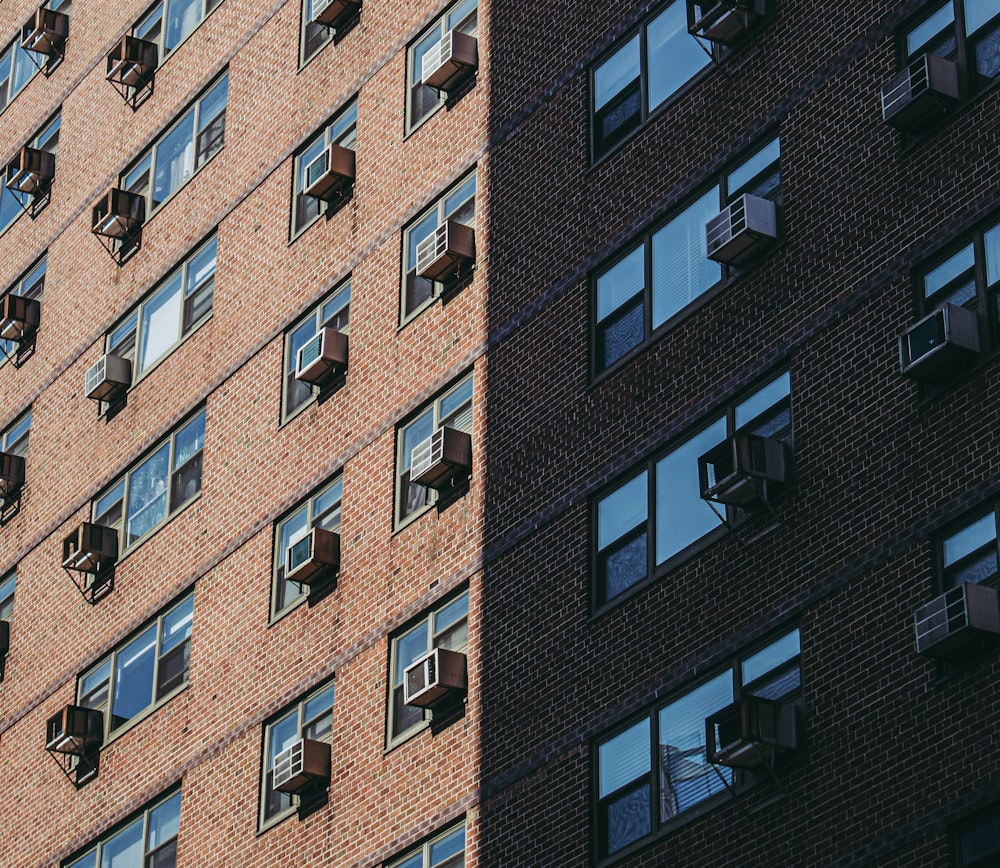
[594,36,640,111]
[303,684,335,726]
[742,629,800,685]
[986,224,1000,287]
[944,514,997,567]
[647,3,708,110]
[447,0,477,29]
[188,237,217,289]
[924,244,975,298]
[606,785,651,855]
[727,138,781,195]
[440,379,474,422]
[430,826,465,865]
[112,626,157,727]
[152,113,196,206]
[965,0,1000,35]
[165,0,201,50]
[907,3,954,55]
[599,717,650,797]
[140,274,183,372]
[597,245,645,322]
[161,596,194,655]
[598,471,647,550]
[735,371,791,428]
[101,818,143,868]
[654,418,726,564]
[11,44,36,97]
[127,444,170,544]
[651,188,722,328]
[435,593,469,635]
[147,792,181,851]
[401,410,435,472]
[603,533,648,601]
[68,851,97,868]
[174,412,206,469]
[395,623,430,682]
[444,176,476,217]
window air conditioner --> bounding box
[91,188,145,239]
[898,303,979,381]
[0,619,8,658]
[312,0,362,29]
[705,193,778,266]
[62,523,118,574]
[415,220,476,283]
[403,647,467,709]
[45,705,103,756]
[421,29,478,92]
[21,8,69,57]
[410,426,472,490]
[913,582,1000,658]
[881,53,959,132]
[303,143,356,202]
[273,738,331,795]
[705,695,798,768]
[295,327,348,387]
[0,294,40,341]
[0,452,25,498]
[85,353,132,403]
[285,527,341,585]
[5,147,55,195]
[106,35,158,88]
[698,430,787,507]
[687,0,768,46]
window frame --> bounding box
[592,369,792,613]
[133,0,223,64]
[270,474,343,620]
[0,112,60,235]
[385,819,467,868]
[91,408,206,555]
[290,99,358,238]
[592,136,781,378]
[77,592,194,743]
[64,788,181,868]
[394,372,474,529]
[405,0,478,134]
[936,505,1000,591]
[593,627,802,863]
[0,255,44,368]
[400,170,477,324]
[0,1,70,115]
[953,802,1000,867]
[1,407,31,458]
[0,570,14,622]
[121,69,228,220]
[259,679,335,830]
[386,588,470,748]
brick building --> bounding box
[1,0,1000,865]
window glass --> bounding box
[388,822,467,868]
[599,718,649,799]
[924,244,975,298]
[907,3,955,55]
[0,571,14,621]
[594,36,639,110]
[1,409,31,457]
[965,0,1000,35]
[942,511,999,587]
[985,224,1000,286]
[735,371,791,427]
[727,138,781,195]
[646,3,707,110]
[67,791,181,868]
[742,628,800,684]
[407,1,478,130]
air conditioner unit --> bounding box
[91,188,145,239]
[295,327,348,387]
[285,527,341,585]
[0,620,9,658]
[410,426,472,490]
[303,143,356,202]
[898,303,979,382]
[21,8,69,57]
[85,353,132,403]
[0,294,40,341]
[273,738,331,795]
[415,220,476,283]
[106,35,158,88]
[705,695,798,768]
[62,523,118,574]
[914,582,1000,658]
[687,0,768,46]
[705,193,778,266]
[5,147,55,195]
[881,53,960,131]
[312,0,362,29]
[0,452,25,498]
[698,430,787,507]
[421,29,478,92]
[45,705,103,756]
[404,647,467,709]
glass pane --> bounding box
[80,659,112,709]
[174,412,206,469]
[447,0,477,29]
[599,717,650,797]
[126,444,170,544]
[430,826,465,865]
[735,371,791,428]
[986,223,1000,287]
[329,102,358,144]
[742,629,800,685]
[606,784,650,855]
[444,176,477,217]
[321,284,351,324]
[152,113,196,206]
[597,245,645,322]
[651,188,722,328]
[440,379,474,424]
[435,593,469,634]
[314,479,343,523]
[188,237,217,289]
[11,44,36,98]
[647,3,709,110]
[161,596,194,655]
[68,851,97,868]
[395,623,430,682]
[594,35,640,111]
[165,0,201,51]
[598,471,647,550]
[112,626,157,727]
[269,711,300,765]
[0,187,20,234]
[198,75,229,130]
[948,549,999,586]
[100,817,143,868]
[147,792,182,851]
[140,274,183,372]
[601,299,645,368]
[655,418,727,564]
[303,684,335,726]
[603,533,647,601]
[394,855,422,868]
[727,138,781,195]
[401,409,435,472]
[974,20,1000,78]
[965,0,1000,34]
[279,506,310,559]
[944,514,997,567]
[906,2,954,55]
[924,244,975,298]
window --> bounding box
[595,370,791,609]
[0,113,60,234]
[595,628,801,860]
[0,570,13,622]
[955,803,1000,866]
[78,593,193,740]
[915,216,1000,360]
[133,0,223,62]
[291,100,357,237]
[591,1,711,159]
[0,255,45,366]
[271,475,342,618]
[407,0,477,132]
[1,408,31,458]
[105,233,216,387]
[939,508,1000,590]
[902,1,1000,95]
[594,137,781,374]
[0,1,70,113]
[260,681,335,828]
[92,409,205,552]
[66,789,181,868]
[401,171,476,322]
[122,70,227,218]
[395,374,473,527]
[387,589,468,746]
[299,0,359,64]
[387,820,466,868]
